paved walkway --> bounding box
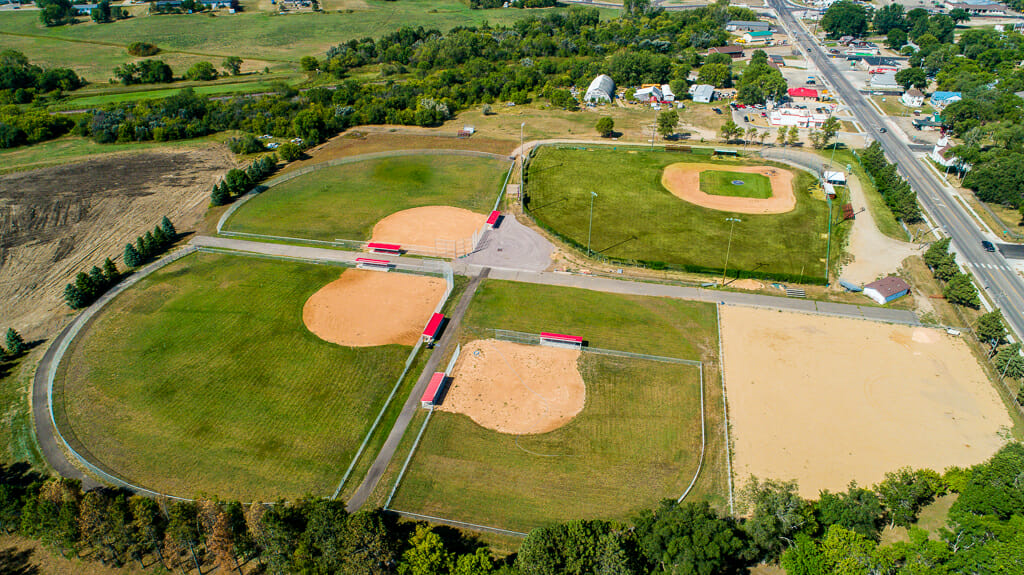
[461,213,553,272]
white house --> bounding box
[584,74,615,103]
[930,91,962,110]
[930,134,958,168]
[900,88,924,107]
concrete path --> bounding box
[346,268,490,512]
[461,213,553,272]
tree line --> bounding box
[858,142,924,223]
[1,443,1021,573]
[0,49,84,105]
[210,156,278,206]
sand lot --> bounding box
[440,339,586,435]
[661,163,796,214]
[303,269,446,347]
[370,206,487,248]
[721,306,1011,497]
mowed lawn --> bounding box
[388,280,720,531]
[225,154,509,241]
[526,147,830,281]
[56,252,412,500]
[700,170,771,199]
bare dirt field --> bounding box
[440,339,585,435]
[0,147,234,339]
[722,306,1011,498]
[303,269,446,347]
[370,206,488,249]
[661,163,796,214]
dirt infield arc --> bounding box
[661,163,797,214]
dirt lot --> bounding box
[303,269,446,347]
[0,147,234,340]
[440,339,585,435]
[721,306,1011,498]
[661,163,796,214]
[371,206,488,250]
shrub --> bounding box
[127,42,160,56]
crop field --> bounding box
[386,280,727,531]
[525,146,832,282]
[225,154,509,241]
[55,252,415,500]
[700,170,772,199]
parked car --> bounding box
[982,240,996,252]
[712,107,722,114]
[878,127,887,133]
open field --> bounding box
[225,154,508,241]
[387,279,724,531]
[721,306,1012,499]
[525,146,831,281]
[700,170,772,199]
[55,252,426,500]
[0,146,234,339]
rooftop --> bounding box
[865,276,911,298]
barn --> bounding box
[584,75,615,103]
[863,276,911,305]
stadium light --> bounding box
[587,191,598,256]
[722,217,742,285]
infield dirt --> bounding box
[440,339,586,435]
[721,306,1011,497]
[661,163,796,214]
[303,269,446,347]
[370,206,487,249]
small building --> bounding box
[73,3,98,13]
[769,106,828,128]
[823,170,847,185]
[863,276,911,305]
[420,372,448,408]
[690,84,715,103]
[930,91,962,110]
[634,85,663,102]
[869,71,900,91]
[912,116,944,131]
[853,56,900,74]
[769,54,785,67]
[788,87,819,102]
[742,30,774,44]
[660,84,676,103]
[943,0,1006,15]
[930,134,959,168]
[900,88,925,108]
[584,74,615,103]
[726,20,772,32]
[707,45,745,58]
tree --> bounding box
[635,500,751,575]
[780,533,825,575]
[818,116,840,149]
[657,110,678,138]
[160,216,176,239]
[697,62,731,88]
[787,125,800,146]
[758,130,769,147]
[923,237,951,269]
[944,273,980,308]
[596,117,615,138]
[211,182,230,206]
[895,67,927,90]
[453,548,496,575]
[63,283,85,310]
[872,3,907,35]
[821,1,869,38]
[744,126,758,148]
[4,328,25,355]
[90,0,112,23]
[299,56,319,72]
[123,243,142,268]
[814,483,884,540]
[292,109,327,144]
[875,468,941,527]
[742,477,811,560]
[185,61,218,81]
[222,56,243,76]
[399,525,453,575]
[777,126,787,147]
[102,257,119,284]
[886,28,908,50]
[993,343,1024,379]
[277,142,302,163]
[949,7,970,24]
[977,311,1007,348]
[721,119,739,142]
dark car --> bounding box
[982,240,996,252]
[879,127,887,133]
[712,107,722,114]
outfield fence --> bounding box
[717,304,736,515]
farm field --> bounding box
[525,146,833,282]
[721,306,1013,499]
[55,252,423,500]
[225,154,509,241]
[700,170,772,199]
[387,280,726,532]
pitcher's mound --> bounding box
[661,163,796,214]
[440,339,586,435]
[303,269,446,347]
[371,206,487,248]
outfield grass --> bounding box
[700,170,772,199]
[55,252,420,500]
[526,146,831,282]
[388,280,724,531]
[225,154,509,241]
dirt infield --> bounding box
[661,163,796,214]
[440,339,586,435]
[370,206,487,248]
[721,307,1011,497]
[303,269,446,347]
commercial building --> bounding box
[769,106,829,127]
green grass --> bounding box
[61,74,299,107]
[0,354,47,471]
[700,170,772,199]
[55,252,422,500]
[388,280,724,531]
[225,154,509,241]
[526,146,832,282]
[825,148,906,242]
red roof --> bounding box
[540,332,584,343]
[423,313,444,337]
[788,87,818,98]
[367,242,402,251]
[356,257,390,265]
[421,372,446,404]
[486,210,501,225]
[709,45,745,54]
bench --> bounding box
[367,242,402,254]
[355,257,392,271]
[421,372,448,408]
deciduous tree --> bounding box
[596,117,614,138]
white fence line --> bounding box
[718,304,735,515]
[383,408,434,510]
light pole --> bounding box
[587,191,598,255]
[722,217,741,285]
[520,122,525,208]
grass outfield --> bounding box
[700,170,772,199]
[526,146,832,282]
[387,280,724,531]
[225,154,509,241]
[55,252,416,500]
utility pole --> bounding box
[588,191,598,255]
[722,217,742,285]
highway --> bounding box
[769,0,1024,341]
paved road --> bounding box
[771,0,1024,340]
[346,268,490,512]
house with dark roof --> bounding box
[708,45,745,58]
[864,276,911,304]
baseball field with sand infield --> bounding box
[663,163,795,213]
[721,306,1012,499]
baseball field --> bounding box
[525,146,836,282]
[224,154,509,244]
[385,280,727,532]
[54,252,446,500]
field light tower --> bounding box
[587,191,598,255]
[722,217,742,285]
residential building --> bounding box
[930,134,959,168]
[769,54,785,67]
[930,91,962,110]
[707,45,745,58]
[900,88,925,107]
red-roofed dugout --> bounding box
[486,210,501,226]
[422,313,444,343]
[540,332,584,343]
[367,242,402,254]
[421,372,447,407]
